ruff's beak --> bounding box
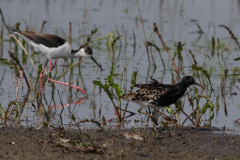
[194,82,205,89]
[91,57,104,71]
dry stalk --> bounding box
[65,118,102,133]
[153,23,178,73]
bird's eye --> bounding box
[190,78,193,81]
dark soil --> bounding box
[0,127,239,160]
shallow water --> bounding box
[0,0,240,129]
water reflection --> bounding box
[0,0,239,129]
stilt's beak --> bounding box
[91,57,104,71]
[194,82,205,89]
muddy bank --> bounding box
[0,127,239,160]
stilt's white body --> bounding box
[31,42,72,59]
[15,32,75,59]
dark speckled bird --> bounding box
[119,76,205,107]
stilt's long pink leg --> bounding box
[48,78,86,95]
[49,60,52,72]
[49,58,58,72]
[40,60,49,101]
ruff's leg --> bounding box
[122,101,129,119]
[47,78,86,95]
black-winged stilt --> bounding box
[7,26,103,98]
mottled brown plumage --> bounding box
[119,76,204,107]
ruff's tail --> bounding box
[119,93,136,100]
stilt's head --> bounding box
[180,76,205,89]
[75,45,104,71]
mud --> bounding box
[0,127,239,160]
